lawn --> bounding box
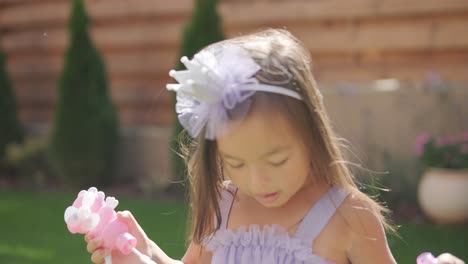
[0,190,466,263]
[0,190,187,264]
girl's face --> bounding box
[217,109,312,208]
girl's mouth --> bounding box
[256,192,279,203]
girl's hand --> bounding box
[437,253,465,264]
[85,211,154,264]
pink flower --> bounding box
[436,136,450,147]
[459,131,468,142]
[415,133,431,155]
[448,135,459,144]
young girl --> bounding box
[85,29,463,264]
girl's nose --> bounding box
[248,166,270,191]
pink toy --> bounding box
[417,252,439,264]
[65,187,156,264]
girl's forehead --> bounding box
[217,110,298,153]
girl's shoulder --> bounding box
[330,192,395,262]
[309,191,393,263]
[336,192,384,232]
[337,193,392,252]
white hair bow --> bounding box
[167,44,302,140]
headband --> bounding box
[166,44,302,140]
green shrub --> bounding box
[5,135,53,188]
[0,47,23,162]
[48,0,118,188]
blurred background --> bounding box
[0,0,467,263]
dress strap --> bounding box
[218,181,236,229]
[293,186,349,243]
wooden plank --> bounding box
[18,108,54,124]
[1,29,66,54]
[88,0,192,19]
[11,78,174,123]
[17,105,173,126]
[14,80,173,106]
[109,77,174,91]
[0,0,63,5]
[4,15,468,55]
[311,50,468,81]
[15,90,172,110]
[360,49,468,66]
[0,1,69,28]
[220,0,468,26]
[1,20,184,54]
[316,63,468,82]
[13,75,172,92]
[6,49,178,77]
[311,49,468,71]
[0,0,192,28]
[4,0,466,30]
[9,69,170,84]
[225,16,468,52]
[7,54,62,77]
[119,106,173,126]
[93,22,183,52]
[434,18,468,48]
[106,51,177,75]
[7,48,468,84]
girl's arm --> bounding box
[342,197,397,264]
[180,241,212,264]
[147,239,211,264]
[124,210,210,264]
[147,239,183,264]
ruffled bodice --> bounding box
[202,183,349,264]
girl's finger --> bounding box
[437,253,465,264]
[90,248,106,264]
[87,238,103,254]
[117,211,137,229]
[117,210,148,240]
[84,233,91,243]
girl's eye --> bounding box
[270,158,288,166]
[228,163,244,169]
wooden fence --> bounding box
[1,0,468,127]
[1,0,467,187]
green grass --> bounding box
[389,224,468,263]
[0,190,466,263]
[0,190,187,264]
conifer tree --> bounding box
[48,0,118,188]
[0,43,23,161]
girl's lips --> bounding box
[256,192,279,203]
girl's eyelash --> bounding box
[227,157,289,168]
[271,158,288,166]
[229,163,244,169]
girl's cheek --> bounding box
[224,168,241,180]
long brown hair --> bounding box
[178,29,392,245]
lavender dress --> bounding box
[203,183,349,264]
